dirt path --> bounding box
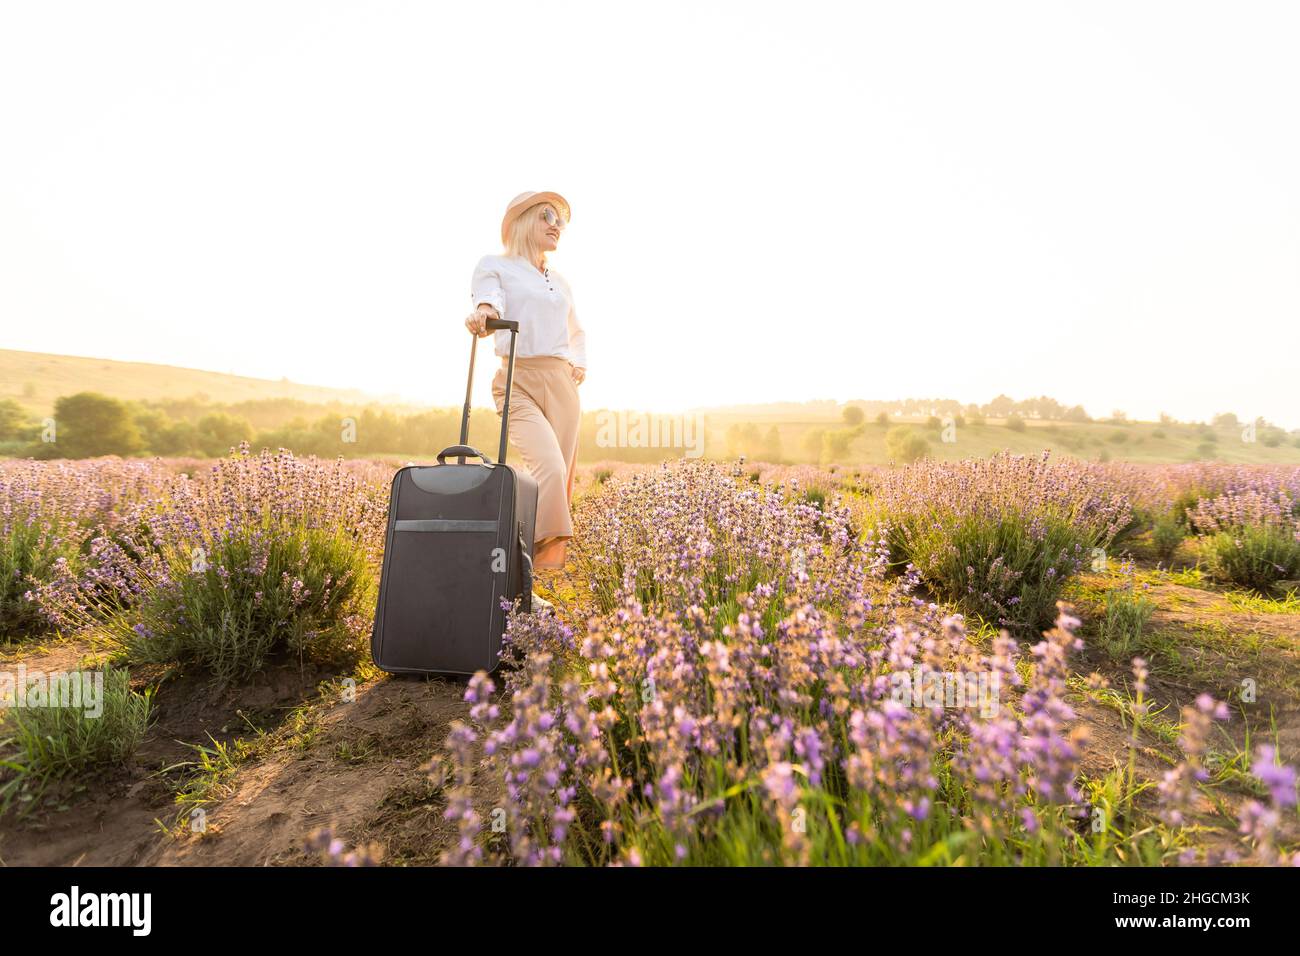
[1070,568,1300,764]
[146,674,478,866]
[0,638,486,866]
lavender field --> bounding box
[1,447,1298,866]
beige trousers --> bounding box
[492,355,580,570]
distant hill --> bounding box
[4,350,1298,465]
[0,349,393,416]
[702,411,1300,466]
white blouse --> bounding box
[470,254,587,369]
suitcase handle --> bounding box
[459,319,519,465]
[435,445,493,465]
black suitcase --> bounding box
[370,318,539,676]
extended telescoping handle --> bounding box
[459,317,520,465]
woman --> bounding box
[464,190,586,574]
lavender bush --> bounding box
[870,452,1131,631]
[1189,484,1300,591]
[1,458,176,640]
[35,445,387,684]
[1,462,90,639]
[1170,464,1300,521]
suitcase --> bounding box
[370,318,539,676]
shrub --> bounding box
[37,446,386,684]
[1,462,94,640]
[871,452,1131,630]
[1189,488,1300,591]
[1,513,86,641]
[1198,525,1300,593]
[1151,513,1184,566]
[1005,415,1026,432]
[884,426,928,464]
[3,458,190,641]
[1151,464,1300,530]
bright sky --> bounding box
[2,1,1297,426]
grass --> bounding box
[1097,585,1157,660]
[1220,589,1300,615]
[0,666,153,815]
[1157,566,1215,590]
[158,734,246,836]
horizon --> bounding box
[0,343,1289,429]
[3,2,1298,428]
[4,345,1291,428]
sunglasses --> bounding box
[540,206,568,231]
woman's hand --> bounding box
[465,304,498,337]
[571,365,586,386]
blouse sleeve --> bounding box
[564,280,587,370]
[470,256,506,321]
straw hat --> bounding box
[501,191,571,245]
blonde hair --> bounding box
[502,201,556,268]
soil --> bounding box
[0,638,487,867]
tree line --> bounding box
[0,393,684,462]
